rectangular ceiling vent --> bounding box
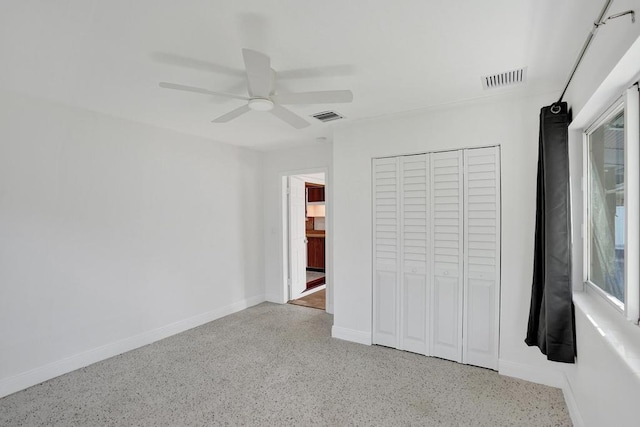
[312,111,344,123]
[481,67,527,90]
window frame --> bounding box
[582,85,640,324]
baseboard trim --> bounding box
[326,303,334,315]
[561,377,584,427]
[0,295,265,399]
[498,359,583,427]
[331,326,371,345]
[265,292,285,304]
[498,359,564,388]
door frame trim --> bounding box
[280,167,331,313]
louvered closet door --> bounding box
[430,151,464,363]
[399,155,429,355]
[463,147,501,370]
[373,157,400,348]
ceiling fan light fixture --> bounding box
[248,98,274,111]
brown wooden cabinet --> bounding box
[307,186,325,202]
[307,236,325,270]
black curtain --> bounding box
[525,102,576,363]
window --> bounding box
[586,107,625,307]
[584,85,640,323]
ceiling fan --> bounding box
[159,49,354,129]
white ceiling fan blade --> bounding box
[159,82,249,101]
[272,90,353,105]
[242,48,272,98]
[212,104,251,123]
[270,104,310,129]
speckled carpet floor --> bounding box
[0,303,571,426]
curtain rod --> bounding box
[552,0,635,112]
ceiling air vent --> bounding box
[481,67,527,90]
[312,111,344,123]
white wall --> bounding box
[0,91,265,397]
[563,3,640,424]
[566,296,640,427]
[263,143,333,311]
[566,0,640,120]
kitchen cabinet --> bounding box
[307,186,325,202]
[306,236,325,270]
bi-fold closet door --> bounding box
[372,146,500,370]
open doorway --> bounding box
[283,171,327,311]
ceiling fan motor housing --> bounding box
[248,98,274,111]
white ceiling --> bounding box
[0,0,603,150]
